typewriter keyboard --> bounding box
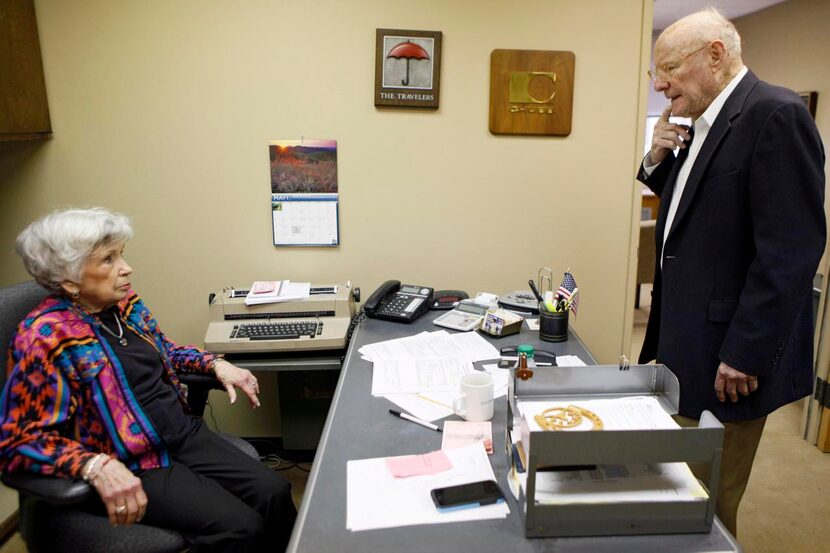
[231,321,323,340]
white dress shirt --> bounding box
[645,66,748,266]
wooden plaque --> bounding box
[489,49,574,136]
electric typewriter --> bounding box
[204,283,356,353]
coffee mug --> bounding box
[453,372,494,422]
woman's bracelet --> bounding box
[82,453,112,482]
[81,453,104,482]
[89,454,112,482]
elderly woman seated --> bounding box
[0,208,296,552]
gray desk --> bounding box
[287,312,742,553]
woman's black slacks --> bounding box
[138,421,297,552]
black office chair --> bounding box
[0,281,256,552]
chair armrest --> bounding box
[179,372,224,391]
[180,372,224,417]
[1,471,95,505]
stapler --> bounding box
[497,346,557,368]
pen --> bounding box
[528,280,544,303]
[416,393,452,409]
[388,409,442,433]
[563,288,579,310]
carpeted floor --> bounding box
[633,284,830,553]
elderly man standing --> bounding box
[637,8,825,536]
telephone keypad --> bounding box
[381,295,421,315]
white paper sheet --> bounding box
[244,280,311,305]
[518,396,678,431]
[383,366,510,422]
[346,442,509,531]
[384,393,454,422]
[531,462,708,505]
[445,332,500,362]
[359,331,459,362]
[554,354,586,366]
[371,357,475,395]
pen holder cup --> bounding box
[539,309,568,343]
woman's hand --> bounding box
[89,457,148,526]
[213,359,261,408]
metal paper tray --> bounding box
[511,363,679,414]
[507,364,724,538]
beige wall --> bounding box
[735,0,830,260]
[0,0,651,434]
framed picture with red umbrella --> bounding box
[375,29,442,109]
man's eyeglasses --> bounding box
[648,41,713,82]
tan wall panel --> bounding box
[0,0,649,434]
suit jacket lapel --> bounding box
[665,71,759,244]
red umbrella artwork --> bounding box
[386,41,430,86]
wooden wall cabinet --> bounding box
[0,0,52,141]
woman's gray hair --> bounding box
[16,207,133,293]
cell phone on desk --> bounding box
[430,480,505,512]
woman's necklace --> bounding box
[97,310,128,347]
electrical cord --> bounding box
[205,399,220,433]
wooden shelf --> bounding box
[0,132,51,142]
[0,0,52,140]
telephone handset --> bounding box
[364,280,434,323]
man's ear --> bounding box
[709,40,728,70]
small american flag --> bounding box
[556,271,579,315]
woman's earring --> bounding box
[72,291,80,300]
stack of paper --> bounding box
[517,396,679,432]
[507,396,708,506]
[371,357,474,396]
[347,442,508,531]
[532,462,708,505]
[361,331,502,421]
[359,330,499,364]
[244,280,310,306]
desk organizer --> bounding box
[479,309,523,338]
[507,364,724,537]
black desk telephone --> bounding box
[364,280,434,323]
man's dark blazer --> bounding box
[637,70,826,422]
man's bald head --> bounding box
[658,9,743,75]
[651,8,744,118]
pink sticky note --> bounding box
[251,281,276,294]
[385,449,453,478]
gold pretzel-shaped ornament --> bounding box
[534,405,603,431]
